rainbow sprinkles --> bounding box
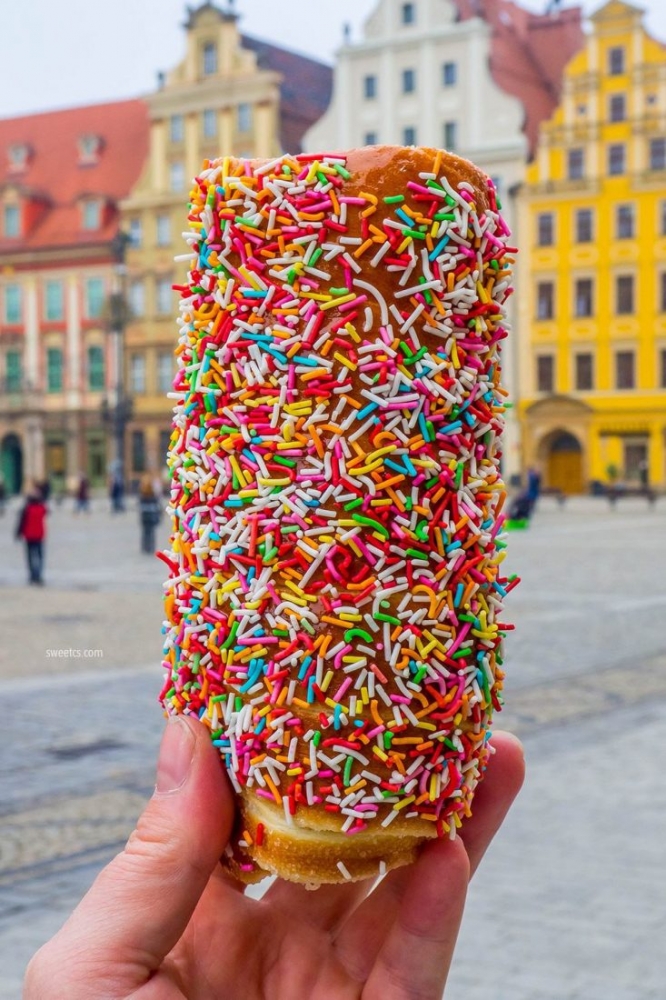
[160,146,519,883]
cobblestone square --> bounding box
[1,495,665,998]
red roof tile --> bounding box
[0,98,149,253]
[454,0,584,157]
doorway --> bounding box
[544,430,584,494]
[0,433,23,494]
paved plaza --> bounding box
[1,496,665,998]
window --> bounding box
[129,279,145,318]
[575,353,594,391]
[402,68,415,93]
[661,200,666,236]
[156,277,172,316]
[660,272,666,312]
[568,148,584,180]
[364,74,377,99]
[536,281,554,320]
[3,204,19,238]
[575,208,593,243]
[87,345,105,391]
[82,200,101,230]
[443,62,457,87]
[402,2,415,24]
[615,350,635,389]
[128,217,142,248]
[575,278,594,317]
[609,47,625,75]
[85,277,105,319]
[78,133,101,165]
[650,138,666,171]
[7,143,30,173]
[202,41,217,76]
[537,355,554,393]
[616,203,634,239]
[170,114,184,143]
[159,429,172,458]
[237,103,252,133]
[46,347,63,392]
[616,275,635,315]
[158,352,173,392]
[156,214,171,247]
[130,353,146,393]
[203,109,217,139]
[45,280,63,321]
[403,126,416,146]
[4,284,21,323]
[660,348,666,388]
[608,143,625,176]
[609,94,626,122]
[537,212,554,247]
[170,162,185,192]
[443,121,457,151]
[364,131,378,146]
[5,349,21,391]
[132,429,146,473]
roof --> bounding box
[241,35,333,153]
[454,0,585,157]
[0,98,149,254]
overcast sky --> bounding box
[1,0,665,119]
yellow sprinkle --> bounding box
[320,293,356,311]
[393,795,416,812]
[333,352,357,371]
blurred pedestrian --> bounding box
[110,472,125,513]
[0,477,6,516]
[38,478,51,503]
[15,488,47,585]
[526,467,541,510]
[138,475,161,554]
[75,474,90,513]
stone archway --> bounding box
[539,429,584,494]
[1,433,23,495]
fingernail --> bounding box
[156,717,195,794]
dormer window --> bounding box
[7,143,31,173]
[78,133,102,166]
[82,199,101,231]
[202,41,217,76]
[3,204,20,239]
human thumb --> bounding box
[26,716,234,996]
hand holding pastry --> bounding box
[24,715,524,1000]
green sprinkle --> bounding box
[313,731,322,746]
[334,164,351,179]
[384,194,405,204]
[351,514,389,538]
[221,620,239,650]
[344,627,374,644]
[344,497,364,511]
[406,548,427,560]
[375,612,400,625]
[403,228,427,240]
[343,756,353,786]
[272,455,297,468]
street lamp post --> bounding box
[103,231,133,510]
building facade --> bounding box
[518,0,666,492]
[0,101,148,493]
[120,3,332,485]
[303,0,583,482]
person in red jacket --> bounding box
[15,489,47,585]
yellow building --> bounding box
[518,0,666,493]
[121,2,332,483]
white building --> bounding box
[305,0,584,483]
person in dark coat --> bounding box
[110,473,125,513]
[138,475,161,554]
[15,490,48,585]
[75,475,90,513]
